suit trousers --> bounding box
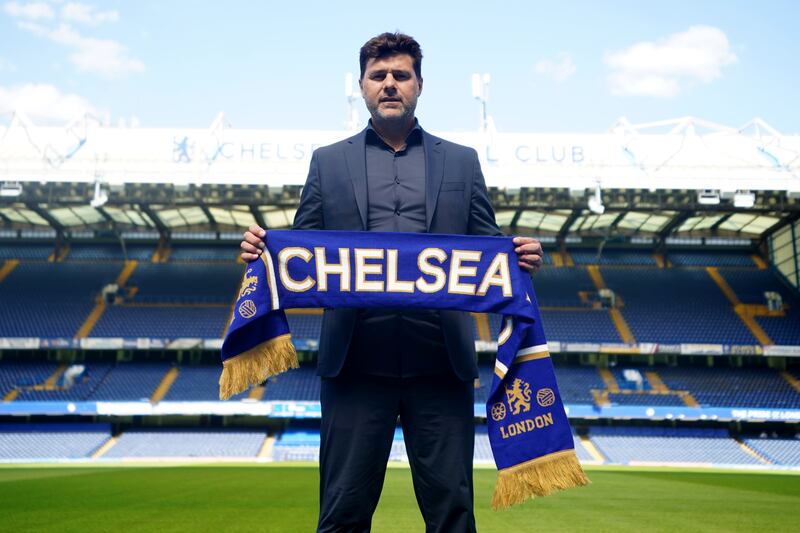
[317,372,477,533]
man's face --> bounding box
[360,53,422,125]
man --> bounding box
[241,32,542,533]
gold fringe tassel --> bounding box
[219,334,299,400]
[491,449,589,510]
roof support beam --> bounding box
[249,205,268,230]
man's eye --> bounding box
[370,74,386,81]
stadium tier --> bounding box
[0,244,800,350]
[4,423,793,467]
[587,427,761,466]
[0,423,110,460]
[102,429,267,459]
[1,247,798,348]
[2,363,798,411]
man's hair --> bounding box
[359,32,423,80]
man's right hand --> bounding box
[240,224,266,262]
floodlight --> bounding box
[0,181,23,197]
[697,189,720,205]
[733,190,755,208]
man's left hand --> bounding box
[513,236,544,273]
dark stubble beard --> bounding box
[367,99,416,126]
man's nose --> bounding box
[382,75,397,92]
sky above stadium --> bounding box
[1,0,799,133]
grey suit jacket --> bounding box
[292,126,502,380]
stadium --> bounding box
[1,109,799,531]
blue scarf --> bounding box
[220,230,588,508]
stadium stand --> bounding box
[656,367,800,409]
[602,267,758,344]
[569,249,657,266]
[553,366,606,405]
[92,306,231,338]
[164,366,249,401]
[286,313,323,340]
[0,423,110,460]
[124,263,241,304]
[0,262,120,337]
[666,251,758,267]
[540,310,621,343]
[743,436,800,466]
[169,245,239,262]
[589,427,762,465]
[16,364,114,401]
[65,244,153,262]
[0,243,54,260]
[532,267,595,307]
[273,429,321,462]
[0,362,58,397]
[103,429,266,458]
[262,366,320,401]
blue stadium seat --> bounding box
[602,267,757,344]
[570,249,656,266]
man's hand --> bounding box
[240,224,266,262]
[513,236,543,273]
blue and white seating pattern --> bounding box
[589,427,761,465]
[104,429,266,458]
[0,424,109,460]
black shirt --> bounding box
[345,121,450,377]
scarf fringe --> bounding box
[219,334,298,400]
[491,450,589,510]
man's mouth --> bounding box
[380,98,402,104]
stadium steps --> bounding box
[3,364,67,399]
[587,266,636,343]
[706,267,774,345]
[44,363,67,389]
[562,251,575,267]
[653,253,665,268]
[586,265,607,290]
[49,244,70,262]
[751,255,768,269]
[609,309,636,344]
[3,389,18,401]
[472,313,491,342]
[75,298,106,338]
[781,371,800,394]
[151,239,170,263]
[578,434,606,463]
[645,371,669,393]
[150,367,179,403]
[91,436,120,459]
[76,260,142,338]
[0,259,20,283]
[678,391,699,408]
[598,368,621,393]
[248,385,266,401]
[116,260,139,288]
[550,252,564,267]
[734,438,772,465]
[258,434,275,459]
[591,389,610,407]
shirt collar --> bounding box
[366,118,422,149]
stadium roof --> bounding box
[1,112,798,242]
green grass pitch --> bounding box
[0,465,797,532]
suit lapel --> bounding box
[344,132,368,230]
[423,130,445,231]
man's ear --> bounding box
[417,77,423,96]
[359,78,365,97]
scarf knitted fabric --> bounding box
[220,229,588,508]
